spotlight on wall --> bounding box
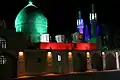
[47,52,52,58]
[18,51,24,61]
[86,52,90,58]
[19,51,24,57]
[115,52,118,56]
[102,52,105,56]
[68,52,72,59]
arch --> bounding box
[91,53,103,71]
[106,53,116,70]
[0,36,6,41]
[0,20,6,28]
[0,52,17,80]
[73,53,86,72]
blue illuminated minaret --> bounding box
[85,25,90,41]
[77,10,84,34]
[89,4,97,43]
[96,25,100,36]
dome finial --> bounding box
[28,0,33,5]
[25,0,37,8]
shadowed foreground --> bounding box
[14,70,120,80]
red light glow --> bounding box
[40,42,96,50]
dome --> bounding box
[15,1,48,43]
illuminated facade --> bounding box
[0,49,120,79]
[17,50,120,76]
[14,0,98,46]
[15,1,48,43]
[0,2,119,79]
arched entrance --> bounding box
[73,53,86,72]
[106,53,116,70]
[91,53,103,71]
[0,52,17,80]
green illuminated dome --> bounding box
[15,1,48,43]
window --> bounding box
[0,55,7,64]
[0,37,6,48]
[57,55,61,62]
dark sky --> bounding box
[0,0,120,35]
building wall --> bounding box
[52,51,69,73]
[6,33,30,49]
[24,50,47,75]
[0,49,118,78]
[0,28,31,49]
[22,50,120,76]
[0,50,17,80]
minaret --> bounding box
[77,10,84,34]
[89,4,97,43]
[96,25,100,36]
[85,25,90,41]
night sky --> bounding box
[0,0,120,35]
